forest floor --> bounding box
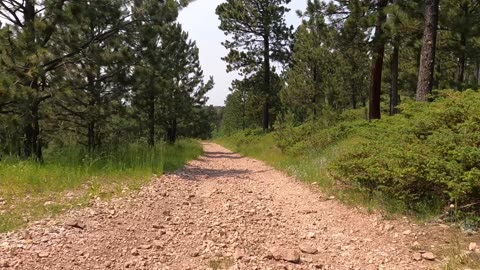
[0,143,478,270]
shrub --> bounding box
[334,90,480,210]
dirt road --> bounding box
[0,143,440,269]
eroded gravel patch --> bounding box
[0,143,440,269]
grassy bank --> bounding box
[0,139,202,232]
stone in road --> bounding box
[0,143,438,269]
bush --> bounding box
[334,90,480,210]
[274,108,368,156]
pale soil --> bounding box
[0,143,452,269]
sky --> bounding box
[178,0,308,106]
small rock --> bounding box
[139,244,152,249]
[65,220,86,230]
[468,242,477,251]
[190,251,200,257]
[327,196,335,200]
[421,252,436,260]
[37,252,50,258]
[299,242,318,254]
[124,260,135,268]
[412,241,421,249]
[384,224,395,231]
[43,201,55,207]
[153,240,163,249]
[233,248,246,260]
[413,253,422,261]
[131,248,139,256]
[0,259,9,267]
[307,232,316,239]
[402,230,412,236]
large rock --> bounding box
[269,247,300,263]
[65,220,86,230]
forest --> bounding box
[0,0,216,161]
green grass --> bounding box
[0,139,202,232]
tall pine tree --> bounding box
[216,0,292,131]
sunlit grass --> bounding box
[0,139,202,232]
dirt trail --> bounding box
[0,143,442,269]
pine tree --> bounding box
[141,23,213,144]
[440,0,480,88]
[281,17,336,121]
[216,0,293,131]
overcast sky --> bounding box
[178,0,308,106]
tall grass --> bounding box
[0,139,202,232]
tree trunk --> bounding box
[312,65,319,118]
[166,119,177,145]
[87,121,95,152]
[262,32,271,131]
[23,78,44,162]
[351,81,357,110]
[416,0,440,102]
[457,34,467,87]
[390,41,400,115]
[23,105,42,161]
[368,0,389,120]
[263,100,269,131]
[475,60,480,85]
[350,59,358,109]
[148,90,155,147]
[242,95,246,130]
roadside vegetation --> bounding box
[218,90,480,226]
[0,140,202,232]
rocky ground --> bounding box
[0,143,474,269]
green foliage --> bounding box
[131,22,214,145]
[0,0,208,159]
[274,108,367,155]
[335,90,480,209]
[216,0,292,75]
